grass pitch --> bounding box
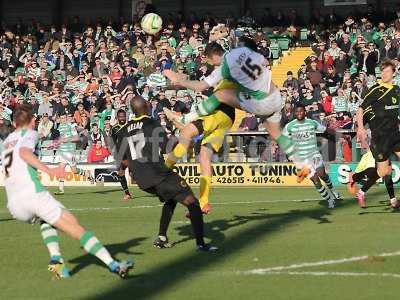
[0,186,399,300]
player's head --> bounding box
[380,60,396,83]
[117,109,127,125]
[295,103,306,121]
[130,95,150,117]
[204,42,224,66]
[237,36,258,52]
[59,113,67,124]
[13,104,33,129]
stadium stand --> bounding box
[0,3,399,164]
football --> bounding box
[141,13,163,35]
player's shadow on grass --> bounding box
[68,237,147,275]
[89,200,356,300]
[173,206,334,247]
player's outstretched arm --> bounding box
[20,147,66,177]
[163,70,210,92]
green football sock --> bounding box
[80,231,114,266]
[40,223,63,262]
[181,95,221,125]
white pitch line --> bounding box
[0,198,322,215]
[243,251,400,275]
[257,271,400,279]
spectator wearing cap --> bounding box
[283,71,299,90]
[357,47,377,76]
[37,113,53,141]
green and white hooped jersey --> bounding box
[58,123,78,152]
[2,129,45,198]
[221,47,271,101]
[282,118,326,159]
[333,96,348,112]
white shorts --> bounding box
[7,191,65,225]
[302,153,324,170]
[238,88,283,123]
[55,151,77,167]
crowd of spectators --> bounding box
[1,4,400,163]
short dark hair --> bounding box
[117,109,126,115]
[380,59,396,72]
[295,103,306,110]
[14,104,33,127]
[238,36,258,52]
[204,42,224,58]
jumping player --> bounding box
[117,95,217,251]
[283,104,342,208]
[1,105,133,279]
[164,42,236,214]
[164,38,312,181]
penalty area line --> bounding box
[251,271,400,279]
[241,250,400,275]
[0,198,321,214]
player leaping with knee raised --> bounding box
[282,104,342,208]
[163,37,312,181]
[2,105,133,279]
[164,42,236,214]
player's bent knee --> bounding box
[181,195,199,207]
[54,210,85,240]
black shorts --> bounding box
[144,172,193,203]
[370,131,400,162]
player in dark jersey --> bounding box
[356,60,400,208]
[118,95,217,252]
[111,109,132,201]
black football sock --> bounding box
[118,175,130,195]
[187,202,205,246]
[361,169,380,193]
[159,200,177,237]
[384,175,395,199]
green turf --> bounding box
[0,186,399,300]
